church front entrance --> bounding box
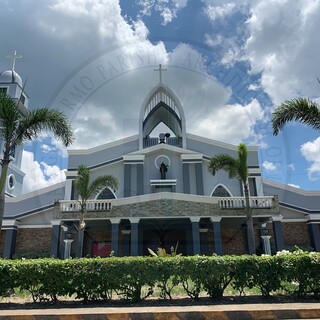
[140,218,191,256]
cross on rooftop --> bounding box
[6,50,22,72]
[154,64,167,83]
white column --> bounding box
[261,235,272,255]
[63,239,74,259]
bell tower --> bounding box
[139,64,187,149]
[0,50,27,196]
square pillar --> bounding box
[272,216,284,252]
[130,218,140,256]
[190,217,201,255]
[50,220,61,258]
[124,155,145,197]
[211,217,222,256]
[200,230,210,255]
[137,163,144,196]
[121,230,131,256]
[195,162,204,195]
[124,163,131,197]
[182,162,190,194]
[76,228,85,258]
[110,218,120,256]
[76,220,85,258]
[3,226,17,259]
[308,222,320,252]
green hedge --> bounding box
[0,251,319,302]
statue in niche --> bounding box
[159,162,168,179]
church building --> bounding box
[0,60,319,259]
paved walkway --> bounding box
[0,302,320,319]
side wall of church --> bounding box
[0,230,5,256]
[203,163,242,197]
[282,222,311,249]
[68,138,139,169]
[15,228,52,256]
[89,162,124,198]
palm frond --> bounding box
[0,93,20,144]
[15,108,74,146]
[208,154,239,179]
[88,175,118,198]
[272,98,320,135]
[75,164,118,201]
[237,143,249,184]
[75,164,91,201]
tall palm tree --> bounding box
[272,98,320,135]
[74,164,118,257]
[208,143,256,254]
[75,164,118,228]
[0,93,74,233]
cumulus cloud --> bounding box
[204,2,236,21]
[300,137,320,180]
[194,99,265,144]
[137,0,188,25]
[41,144,55,153]
[203,1,249,66]
[0,0,284,191]
[262,160,277,171]
[21,151,66,194]
[244,0,320,104]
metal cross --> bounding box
[154,64,167,83]
[6,50,22,72]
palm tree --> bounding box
[272,98,320,135]
[0,93,74,233]
[75,164,118,228]
[208,143,256,254]
[74,164,118,257]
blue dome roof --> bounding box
[0,70,23,87]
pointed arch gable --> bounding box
[211,184,233,197]
[143,101,182,137]
[95,187,117,200]
[139,83,186,149]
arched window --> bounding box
[96,187,116,200]
[212,185,231,197]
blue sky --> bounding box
[1,0,320,192]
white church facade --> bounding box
[0,62,319,259]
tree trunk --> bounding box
[244,184,255,254]
[0,157,10,235]
[76,226,85,258]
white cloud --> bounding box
[137,0,188,25]
[204,2,236,21]
[53,42,231,149]
[72,104,118,148]
[287,163,295,171]
[300,137,320,180]
[40,144,55,153]
[21,151,66,194]
[248,83,261,91]
[244,0,320,104]
[194,99,265,144]
[287,183,300,189]
[262,160,277,171]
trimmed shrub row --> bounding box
[0,251,319,302]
